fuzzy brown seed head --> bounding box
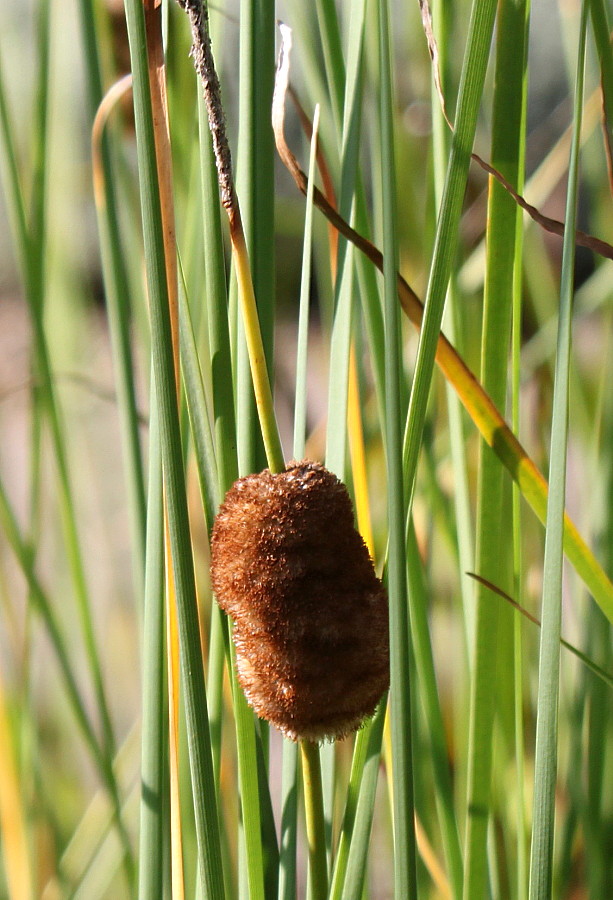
[210,460,389,742]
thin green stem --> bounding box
[377,0,416,893]
[235,0,276,476]
[529,3,588,896]
[301,741,328,900]
[138,400,167,899]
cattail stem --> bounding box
[176,0,283,474]
[230,224,284,473]
[301,741,328,900]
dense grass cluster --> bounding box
[1,0,612,897]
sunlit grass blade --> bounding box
[589,0,613,192]
[138,402,168,900]
[328,704,386,900]
[344,709,388,899]
[235,0,276,475]
[509,3,531,895]
[529,5,589,896]
[580,347,613,893]
[464,0,529,892]
[377,0,417,894]
[301,741,329,899]
[227,646,266,900]
[143,11,189,894]
[92,76,147,601]
[574,266,613,892]
[192,127,234,897]
[327,727,370,900]
[254,728,280,900]
[197,93,237,497]
[429,0,476,669]
[347,347,374,552]
[293,103,319,459]
[323,0,366,480]
[196,88,236,810]
[405,523,463,897]
[165,530,187,900]
[278,740,298,900]
[227,222,284,471]
[178,262,219,528]
[313,0,345,137]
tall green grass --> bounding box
[0,0,612,896]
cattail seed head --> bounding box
[210,460,389,742]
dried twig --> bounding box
[418,0,613,261]
[175,0,236,222]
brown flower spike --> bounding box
[210,461,389,742]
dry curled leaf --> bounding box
[210,461,389,742]
[415,3,613,260]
